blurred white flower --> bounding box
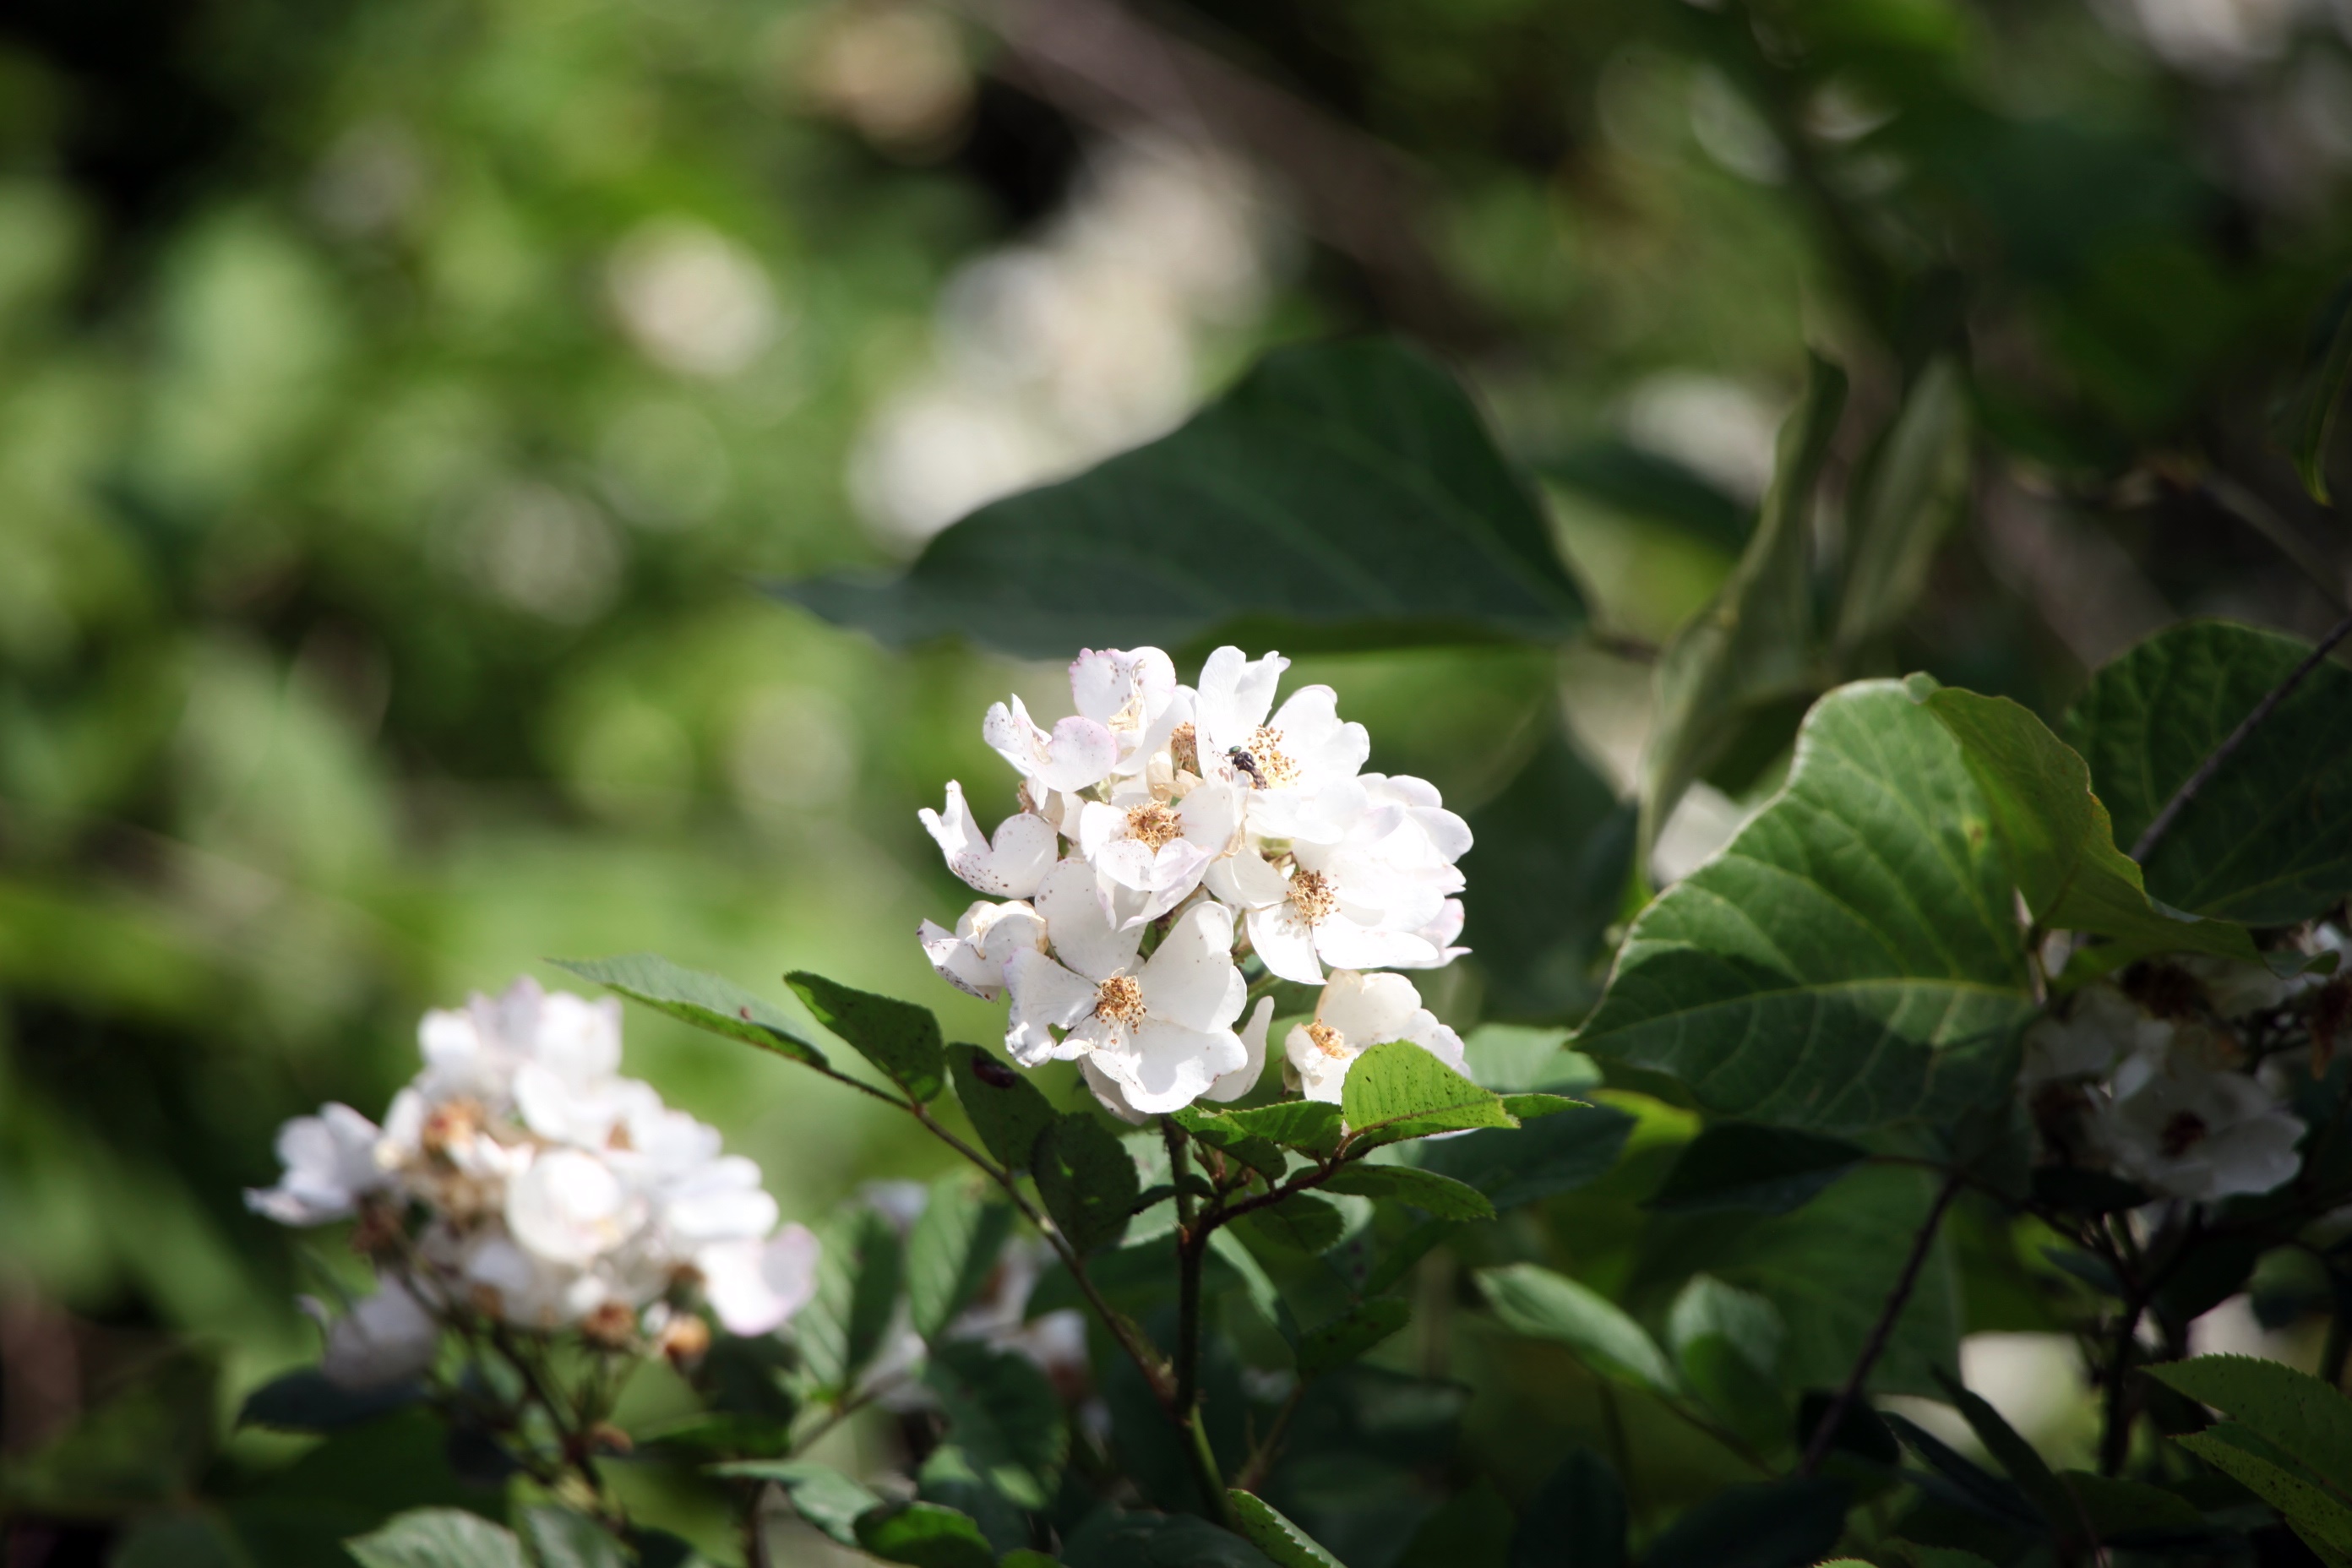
[920,781,1059,896]
[607,219,783,378]
[2091,1052,2304,1201]
[697,1222,823,1337]
[2023,984,2169,1086]
[318,1278,441,1390]
[1285,970,1467,1105]
[246,1102,385,1223]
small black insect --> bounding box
[1227,747,1267,788]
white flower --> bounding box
[463,1233,616,1328]
[1284,970,1465,1106]
[696,1222,822,1337]
[1191,647,1369,839]
[983,694,1119,795]
[2023,985,2170,1087]
[1075,778,1242,928]
[412,978,623,1114]
[318,1278,441,1390]
[919,899,1048,999]
[2090,1054,2304,1201]
[1201,997,1273,1105]
[1070,646,1185,777]
[1004,875,1247,1112]
[247,1104,386,1225]
[919,781,1059,897]
[508,1147,645,1269]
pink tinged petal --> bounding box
[1069,649,1132,727]
[1248,902,1325,987]
[1140,903,1244,1031]
[1103,1018,1245,1113]
[983,696,1049,777]
[1034,858,1141,980]
[1004,950,1101,1065]
[1203,997,1273,1103]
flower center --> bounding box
[1306,1021,1348,1058]
[421,1097,487,1160]
[2159,1109,2210,1157]
[1244,727,1300,787]
[1094,974,1146,1026]
[1289,869,1337,924]
[1126,802,1182,851]
[1168,722,1200,776]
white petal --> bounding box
[1247,901,1325,987]
[1079,1057,1152,1124]
[1178,781,1242,855]
[1034,858,1141,980]
[1317,970,1423,1046]
[532,992,624,1085]
[508,1149,634,1268]
[1140,903,1244,1030]
[922,917,1002,999]
[1004,950,1102,1065]
[1100,1018,1245,1113]
[1194,646,1287,754]
[322,1278,441,1390]
[1315,917,1446,974]
[1284,1021,1353,1105]
[1202,997,1272,1103]
[700,1222,824,1336]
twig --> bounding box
[1230,1377,1307,1494]
[2129,608,2352,863]
[1798,1170,1965,1478]
[2096,1297,2148,1478]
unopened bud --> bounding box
[580,1301,638,1350]
[657,1314,712,1370]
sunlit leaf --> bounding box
[853,1500,999,1568]
[1341,1041,1516,1146]
[1320,1162,1494,1220]
[1227,1490,1348,1568]
[787,970,945,1102]
[551,955,827,1069]
[709,1460,879,1547]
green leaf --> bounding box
[1320,1163,1495,1220]
[1296,1298,1412,1378]
[1474,1264,1676,1395]
[521,1507,628,1568]
[786,970,945,1102]
[1582,681,2034,1135]
[1060,1510,1278,1567]
[795,1205,905,1390]
[550,954,828,1068]
[2175,1426,2352,1558]
[1411,1101,1632,1211]
[345,1509,526,1568]
[2055,1471,2204,1538]
[1879,1411,2040,1530]
[1540,438,1752,555]
[905,1173,1015,1342]
[1641,1478,1849,1568]
[923,1341,1068,1511]
[852,1501,999,1568]
[110,1513,250,1568]
[708,1460,879,1547]
[1667,1277,1786,1447]
[1239,1190,1348,1255]
[1227,1491,1348,1567]
[1916,681,2270,966]
[946,1043,1060,1172]
[1341,1042,1516,1146]
[236,1368,422,1433]
[775,337,1585,658]
[1032,1115,1138,1254]
[1929,1367,2073,1531]
[1834,358,1971,652]
[1509,1451,1625,1568]
[917,1444,1030,1556]
[1646,1124,1866,1215]
[1220,1100,1348,1157]
[1173,1106,1289,1179]
[1639,353,1845,856]
[1208,1228,1295,1347]
[1,1346,218,1512]
[2066,619,2352,924]
[2147,1354,2352,1490]
[636,1411,793,1462]
[2279,272,2352,504]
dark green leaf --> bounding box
[708,1460,879,1547]
[795,1205,905,1390]
[629,1530,718,1568]
[1033,1115,1138,1254]
[1835,359,1971,652]
[2066,619,2352,925]
[947,1043,1060,1172]
[853,1501,999,1568]
[1639,354,1844,853]
[1669,1277,1786,1448]
[1397,1479,1513,1568]
[1,1346,218,1512]
[918,1444,1031,1556]
[2279,273,2352,504]
[1539,438,1752,554]
[787,970,945,1102]
[1794,1392,1899,1467]
[1462,710,1637,1021]
[1641,1478,1849,1568]
[775,337,1585,658]
[2147,1355,2352,1492]
[923,1341,1068,1511]
[550,954,828,1067]
[1474,1264,1675,1395]
[1412,1102,1634,1211]
[1509,1450,1625,1568]
[345,1509,527,1568]
[636,1411,793,1461]
[905,1173,1015,1342]
[1929,1367,2073,1530]
[1341,1041,1516,1146]
[1227,1490,1348,1568]
[1916,681,2271,966]
[2056,1470,2205,1538]
[1582,682,2034,1135]
[1646,1124,1866,1215]
[236,1369,423,1433]
[521,1507,629,1568]
[2174,1426,2352,1559]
[1220,1101,1347,1157]
[1059,1510,1278,1568]
[1296,1298,1412,1377]
[1880,1412,2042,1530]
[1239,1190,1348,1255]
[1320,1163,1494,1220]
[1173,1106,1289,1179]
[220,1408,501,1566]
[110,1513,249,1568]
[2028,1166,2150,1216]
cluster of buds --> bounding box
[918,646,1471,1117]
[248,978,817,1387]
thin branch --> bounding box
[1230,1377,1307,1494]
[2129,608,2352,863]
[1798,1170,1965,1478]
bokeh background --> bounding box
[5,0,2352,1554]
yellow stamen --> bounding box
[1289,869,1337,924]
[1126,802,1182,851]
[1094,975,1146,1026]
[1306,1021,1347,1058]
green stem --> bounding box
[1184,1401,1235,1527]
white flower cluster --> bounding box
[248,977,819,1386]
[917,646,1471,1116]
[2024,975,2311,1202]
